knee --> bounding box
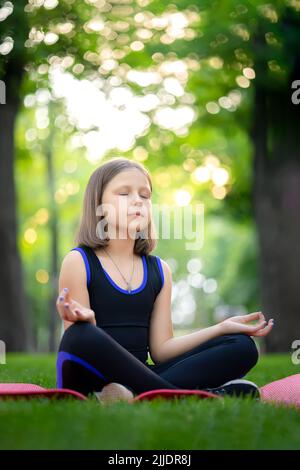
[232,333,259,369]
[62,320,97,337]
[59,321,103,353]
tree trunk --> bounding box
[0,74,34,351]
[45,123,59,352]
[252,60,300,352]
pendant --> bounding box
[127,283,131,293]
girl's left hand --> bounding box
[220,311,274,337]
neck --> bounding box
[101,238,136,260]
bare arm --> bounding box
[153,324,224,363]
[149,259,223,363]
[150,259,273,364]
[157,313,273,363]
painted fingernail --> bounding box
[64,288,68,292]
[59,296,63,301]
[64,304,69,308]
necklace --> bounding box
[102,247,135,293]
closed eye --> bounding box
[119,193,149,199]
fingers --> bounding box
[257,312,265,323]
[243,311,262,323]
[74,308,84,317]
[57,287,70,305]
[74,308,89,318]
[63,303,78,320]
[74,309,89,323]
[57,289,95,324]
[65,289,71,303]
[57,288,78,321]
[252,319,274,337]
[247,319,267,332]
[74,308,96,325]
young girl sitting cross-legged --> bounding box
[56,157,274,404]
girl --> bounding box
[56,157,274,404]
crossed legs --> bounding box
[56,321,259,398]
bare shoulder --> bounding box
[61,249,86,268]
[59,249,89,288]
[158,258,173,284]
[159,258,172,274]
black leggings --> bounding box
[56,321,259,397]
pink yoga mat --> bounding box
[0,383,219,402]
[1,374,300,407]
[260,373,300,408]
[0,383,87,400]
[132,388,220,402]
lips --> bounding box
[128,210,143,217]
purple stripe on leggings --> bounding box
[56,351,107,388]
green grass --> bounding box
[0,352,300,450]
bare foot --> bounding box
[94,382,135,405]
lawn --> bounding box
[0,352,299,450]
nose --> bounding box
[133,194,144,205]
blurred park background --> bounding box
[0,0,300,359]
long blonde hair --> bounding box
[74,157,157,255]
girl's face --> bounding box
[100,169,152,239]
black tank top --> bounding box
[70,245,165,364]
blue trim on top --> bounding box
[97,255,147,295]
[71,248,91,287]
[56,351,107,389]
[155,256,164,289]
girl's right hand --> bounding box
[56,287,96,326]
